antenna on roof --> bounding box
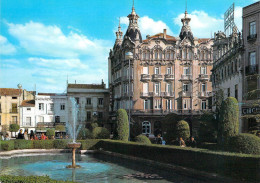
[185,0,187,12]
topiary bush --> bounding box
[198,112,217,143]
[135,135,151,144]
[115,109,129,141]
[46,129,55,139]
[218,97,239,144]
[90,123,99,130]
[92,127,110,139]
[9,124,20,133]
[78,128,92,139]
[175,120,190,140]
[228,133,260,154]
[55,125,65,132]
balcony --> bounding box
[162,92,174,98]
[245,65,258,76]
[152,74,163,81]
[198,74,209,81]
[180,75,192,81]
[97,105,104,109]
[247,34,257,41]
[85,104,93,109]
[122,75,133,81]
[10,109,18,113]
[122,92,133,97]
[181,91,192,97]
[164,74,174,81]
[47,110,54,115]
[140,74,151,82]
[198,91,211,98]
[114,77,122,84]
[140,92,150,98]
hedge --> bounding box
[99,140,260,181]
[92,127,110,139]
[0,175,73,183]
[115,109,129,141]
[135,135,151,144]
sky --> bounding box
[0,0,258,93]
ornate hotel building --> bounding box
[108,5,213,136]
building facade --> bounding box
[20,100,36,132]
[67,82,109,129]
[212,28,244,131]
[108,5,213,136]
[241,1,260,132]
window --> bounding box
[183,99,189,109]
[188,50,192,59]
[200,66,207,74]
[60,103,65,110]
[154,83,160,94]
[143,66,149,74]
[12,116,17,124]
[142,52,146,59]
[25,117,31,126]
[55,116,60,123]
[155,67,160,74]
[144,99,149,110]
[39,103,44,111]
[159,51,162,59]
[170,52,174,59]
[166,52,170,59]
[87,111,91,121]
[98,112,103,119]
[155,51,158,59]
[27,108,31,111]
[167,67,172,74]
[38,116,44,122]
[250,21,256,35]
[12,97,17,99]
[98,98,103,105]
[49,104,54,111]
[12,103,17,113]
[143,83,148,94]
[183,84,189,92]
[75,97,80,104]
[201,100,207,110]
[227,88,230,97]
[183,50,187,59]
[183,67,190,75]
[249,52,256,65]
[146,52,150,59]
[86,98,91,105]
[166,99,172,109]
[235,84,238,100]
[201,83,207,92]
[154,99,162,109]
[142,121,151,134]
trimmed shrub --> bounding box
[53,140,69,149]
[135,135,151,144]
[90,123,99,130]
[33,140,54,149]
[78,128,92,140]
[46,129,55,139]
[198,112,217,143]
[228,133,260,155]
[115,109,129,141]
[0,140,14,151]
[9,124,20,132]
[175,120,190,140]
[92,127,110,139]
[55,125,65,132]
[218,97,239,144]
[0,175,73,183]
[79,139,102,150]
[14,140,33,149]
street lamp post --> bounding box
[125,52,133,141]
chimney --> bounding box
[163,29,167,39]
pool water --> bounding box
[0,153,214,182]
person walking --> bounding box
[17,129,24,139]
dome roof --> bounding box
[125,28,142,43]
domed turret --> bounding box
[179,10,194,41]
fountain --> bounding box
[66,97,84,168]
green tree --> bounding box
[55,125,65,132]
[78,128,92,139]
[92,127,110,139]
[175,120,190,140]
[46,129,55,139]
[162,113,182,143]
[115,109,129,141]
[9,124,20,133]
[90,122,99,130]
[198,112,217,142]
[218,97,239,144]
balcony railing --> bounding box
[122,92,133,97]
[152,74,163,81]
[114,77,122,84]
[181,91,192,97]
[162,92,174,98]
[85,104,93,109]
[47,110,54,115]
[122,75,133,81]
[245,65,258,75]
[37,122,66,128]
[247,34,257,41]
[198,91,211,98]
[140,74,151,81]
[198,74,209,81]
[140,92,149,98]
[164,74,174,81]
[180,74,192,81]
[97,105,104,109]
[10,109,18,113]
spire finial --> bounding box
[133,0,134,8]
[185,0,187,12]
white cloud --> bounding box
[7,21,111,58]
[173,7,243,38]
[120,16,173,38]
[0,35,16,55]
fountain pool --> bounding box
[0,153,214,183]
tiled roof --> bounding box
[38,93,56,96]
[143,33,176,42]
[68,84,105,89]
[0,88,22,96]
[21,100,35,107]
[198,38,210,44]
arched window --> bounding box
[159,51,162,59]
[142,121,151,134]
[155,51,158,59]
[170,51,174,59]
[188,49,192,60]
[146,51,150,59]
[142,52,146,59]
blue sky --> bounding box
[0,0,257,93]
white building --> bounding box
[19,100,36,132]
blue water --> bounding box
[0,153,213,182]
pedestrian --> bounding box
[189,137,197,148]
[1,133,4,141]
[24,130,29,140]
[179,137,186,147]
[17,129,24,139]
[30,130,34,140]
[41,133,47,140]
[156,134,162,144]
[5,134,10,141]
[34,134,39,140]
